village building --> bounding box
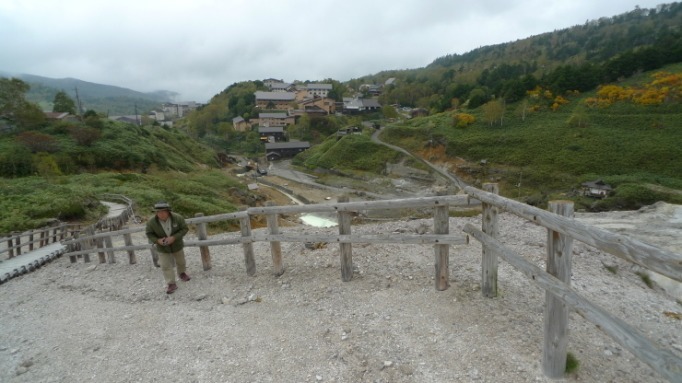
[263,78,284,88]
[269,82,295,92]
[258,112,295,127]
[342,97,382,114]
[306,83,332,98]
[581,179,613,198]
[265,141,311,161]
[162,102,200,118]
[254,91,296,109]
[298,97,336,115]
[258,126,286,142]
[232,116,250,132]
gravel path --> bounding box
[1,205,680,383]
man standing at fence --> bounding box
[145,201,190,294]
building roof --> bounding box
[259,112,289,119]
[255,91,296,101]
[265,141,311,150]
[581,179,613,190]
[343,97,381,109]
[306,83,332,90]
[232,116,245,123]
[258,127,284,134]
[270,82,293,89]
[362,98,381,108]
[43,112,70,119]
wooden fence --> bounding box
[0,194,136,261]
[464,185,681,382]
[48,188,682,381]
[1,221,78,260]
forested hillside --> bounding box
[0,72,175,115]
[2,2,682,233]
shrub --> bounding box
[565,352,580,374]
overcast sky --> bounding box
[0,0,665,102]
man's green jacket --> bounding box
[145,212,189,253]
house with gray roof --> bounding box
[265,141,311,161]
[258,112,295,127]
[258,126,286,142]
[306,83,333,98]
[255,91,296,109]
[342,97,382,114]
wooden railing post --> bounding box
[195,213,212,271]
[69,231,80,263]
[337,196,353,282]
[481,183,499,297]
[105,235,115,263]
[83,227,92,263]
[265,202,283,276]
[40,228,48,247]
[52,226,58,243]
[8,233,15,258]
[433,195,450,291]
[28,230,34,251]
[96,237,106,263]
[239,208,256,276]
[14,233,22,256]
[124,231,136,264]
[543,200,574,378]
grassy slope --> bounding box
[0,170,245,234]
[0,120,247,234]
[375,67,682,208]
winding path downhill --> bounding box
[371,127,470,190]
[0,201,129,284]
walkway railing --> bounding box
[1,221,78,261]
[463,184,681,382]
[31,187,682,381]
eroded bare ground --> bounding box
[1,205,681,382]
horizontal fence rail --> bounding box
[463,223,682,382]
[1,223,78,260]
[465,184,681,382]
[62,194,477,288]
[465,186,682,283]
[12,187,681,381]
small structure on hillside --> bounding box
[258,126,286,143]
[581,179,613,198]
[265,141,311,161]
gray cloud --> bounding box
[0,0,662,102]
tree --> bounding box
[0,77,30,117]
[481,99,505,126]
[52,91,77,114]
[0,77,45,130]
[0,145,33,177]
[382,105,399,119]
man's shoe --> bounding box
[179,272,191,282]
[166,283,178,294]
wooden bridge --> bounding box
[2,185,681,381]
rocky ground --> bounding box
[1,199,681,382]
[2,158,681,383]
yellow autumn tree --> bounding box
[452,113,475,129]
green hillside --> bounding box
[0,72,175,115]
[377,65,682,210]
[3,2,682,235]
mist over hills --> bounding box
[0,71,178,116]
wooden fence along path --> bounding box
[0,193,135,283]
[2,187,681,381]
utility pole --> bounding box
[74,86,83,116]
[134,104,141,126]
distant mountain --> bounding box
[0,71,178,116]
